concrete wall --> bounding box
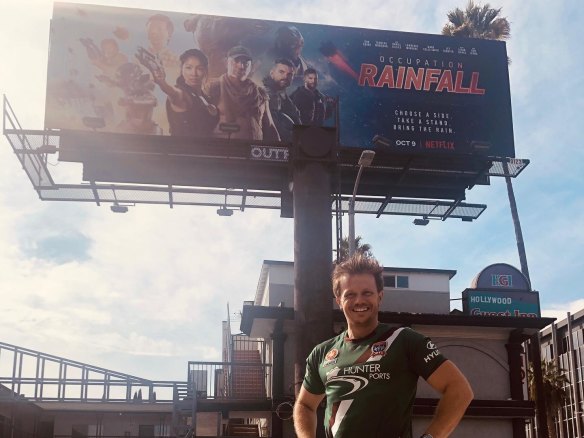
[261,265,452,314]
[50,411,221,436]
[380,289,449,314]
[267,283,294,308]
[373,271,451,314]
[414,418,513,438]
[267,265,295,286]
[415,325,511,400]
[52,412,172,436]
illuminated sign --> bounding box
[463,289,541,318]
[472,263,530,291]
[45,3,514,157]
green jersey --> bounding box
[302,324,446,438]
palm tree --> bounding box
[528,361,570,438]
[443,3,527,278]
[442,0,510,40]
[336,236,372,262]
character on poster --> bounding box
[184,15,271,78]
[267,26,308,85]
[45,4,514,156]
[290,67,335,126]
[138,47,219,137]
[263,58,301,142]
[101,62,160,135]
[204,45,279,141]
[80,37,128,79]
[145,13,180,81]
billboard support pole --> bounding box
[292,127,336,405]
[348,150,376,256]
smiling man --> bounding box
[293,254,473,438]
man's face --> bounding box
[270,63,294,90]
[227,56,251,81]
[147,19,170,49]
[286,38,304,60]
[304,73,318,90]
[336,273,382,329]
[101,40,119,59]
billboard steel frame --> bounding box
[3,96,527,221]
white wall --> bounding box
[261,264,452,314]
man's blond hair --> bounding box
[332,253,383,298]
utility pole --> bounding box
[503,160,548,438]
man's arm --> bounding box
[423,360,473,438]
[293,386,325,438]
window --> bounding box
[139,425,155,438]
[383,275,409,289]
[573,328,583,348]
[396,276,409,288]
[383,276,395,288]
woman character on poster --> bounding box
[140,47,219,137]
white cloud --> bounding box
[1,0,583,381]
[542,299,584,323]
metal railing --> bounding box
[231,335,267,364]
[0,341,186,403]
[0,340,272,404]
[188,361,272,400]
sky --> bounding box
[0,0,583,382]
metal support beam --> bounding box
[292,127,335,401]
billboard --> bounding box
[45,3,514,157]
[463,289,541,318]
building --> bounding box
[0,260,554,438]
[241,260,553,438]
[537,309,584,438]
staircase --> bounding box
[172,383,196,437]
[231,350,266,399]
[225,418,260,437]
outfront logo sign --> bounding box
[250,146,289,162]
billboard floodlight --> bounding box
[358,150,376,167]
[37,144,58,154]
[110,203,129,213]
[413,218,430,226]
[349,150,376,256]
[372,135,391,148]
[217,206,234,217]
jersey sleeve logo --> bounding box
[423,340,441,363]
[322,348,339,367]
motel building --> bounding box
[0,261,561,438]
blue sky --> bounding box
[1,0,583,381]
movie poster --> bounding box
[45,3,514,157]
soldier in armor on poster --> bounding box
[263,58,301,142]
[204,46,279,141]
[290,68,335,126]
